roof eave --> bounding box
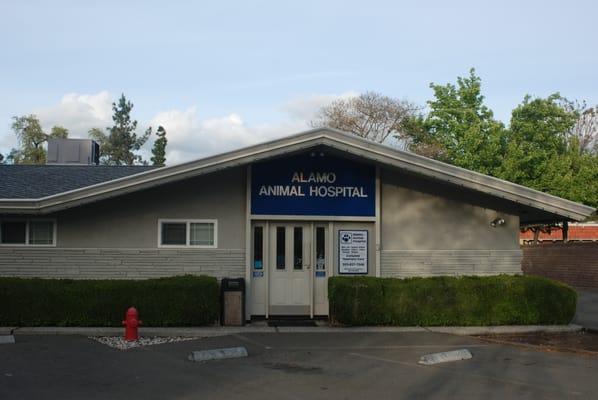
[0,128,594,221]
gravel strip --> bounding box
[90,336,197,350]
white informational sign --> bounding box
[338,230,368,274]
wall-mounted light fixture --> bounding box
[490,218,506,228]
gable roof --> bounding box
[0,165,157,199]
[0,128,594,221]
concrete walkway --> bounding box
[574,289,598,330]
[0,324,582,337]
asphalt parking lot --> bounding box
[1,332,597,399]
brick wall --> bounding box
[520,223,598,243]
[521,242,598,289]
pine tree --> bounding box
[150,126,167,166]
[89,94,150,165]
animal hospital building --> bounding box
[0,128,594,319]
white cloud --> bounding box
[1,90,355,164]
[149,107,307,165]
[0,91,113,155]
[149,91,356,165]
[34,91,113,135]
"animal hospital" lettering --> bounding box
[257,171,368,198]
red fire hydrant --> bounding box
[122,307,142,341]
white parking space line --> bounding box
[258,344,490,351]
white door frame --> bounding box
[248,219,338,318]
[267,222,312,316]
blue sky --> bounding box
[1,0,596,164]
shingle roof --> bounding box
[0,165,157,199]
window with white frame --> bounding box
[0,219,56,246]
[158,220,217,248]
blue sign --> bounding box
[251,153,375,216]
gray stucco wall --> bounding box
[56,167,246,249]
[0,167,247,279]
[0,162,524,280]
[380,168,522,277]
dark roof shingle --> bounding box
[0,165,157,199]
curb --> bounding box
[4,324,582,337]
[426,324,583,336]
[473,335,598,357]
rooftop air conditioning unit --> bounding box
[47,138,100,165]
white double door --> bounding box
[268,223,312,315]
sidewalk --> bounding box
[0,324,582,337]
[574,289,598,331]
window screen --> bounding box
[161,222,186,245]
[190,222,214,246]
[276,227,285,269]
[1,221,26,244]
[29,221,54,245]
[293,227,303,270]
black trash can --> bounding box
[220,278,245,326]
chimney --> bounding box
[47,138,100,165]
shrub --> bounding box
[0,275,219,327]
[328,275,577,326]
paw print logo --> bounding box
[341,233,352,243]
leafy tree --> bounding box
[10,115,69,164]
[404,69,597,207]
[89,94,150,165]
[150,126,167,166]
[568,103,597,154]
[497,94,598,206]
[0,153,4,164]
[311,91,420,145]
[6,149,19,164]
[49,125,69,139]
[408,69,508,175]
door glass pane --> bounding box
[253,226,263,269]
[190,222,214,246]
[29,221,54,245]
[276,227,285,269]
[316,227,326,270]
[1,221,26,244]
[161,222,186,245]
[293,227,303,270]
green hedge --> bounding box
[328,275,577,326]
[0,275,219,327]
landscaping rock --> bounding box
[90,336,196,350]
